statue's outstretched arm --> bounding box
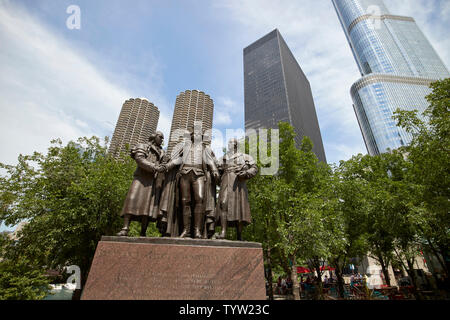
[135,152,157,173]
[204,147,220,177]
[240,154,258,179]
[246,164,258,178]
[165,145,184,171]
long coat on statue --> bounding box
[158,141,219,237]
[157,166,179,236]
[120,142,164,221]
[217,152,258,227]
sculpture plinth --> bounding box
[81,236,266,300]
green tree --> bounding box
[393,78,450,279]
[247,122,335,299]
[244,127,284,300]
[0,136,140,299]
[245,174,284,300]
[370,150,423,298]
[0,233,51,300]
[337,152,406,287]
[330,162,370,298]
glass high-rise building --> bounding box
[244,29,327,163]
[332,0,449,155]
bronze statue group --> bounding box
[116,129,258,241]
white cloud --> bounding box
[0,1,135,164]
[0,1,174,164]
[214,111,233,126]
[218,96,240,113]
[213,96,241,126]
[326,143,366,164]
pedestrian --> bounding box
[329,275,335,284]
[276,277,282,294]
[281,277,287,294]
[286,276,293,295]
[363,274,369,287]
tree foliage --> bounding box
[0,136,138,294]
[245,78,449,299]
[393,78,450,278]
[0,233,51,300]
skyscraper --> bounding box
[244,29,327,163]
[332,0,449,155]
[166,90,214,156]
[109,98,160,158]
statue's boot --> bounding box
[117,215,131,237]
[217,231,226,239]
[179,209,191,238]
[156,212,167,236]
[216,209,227,239]
[205,216,215,239]
[193,208,204,239]
[117,228,129,237]
[237,222,244,241]
[160,212,168,229]
[140,216,149,237]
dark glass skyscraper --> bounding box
[244,29,327,162]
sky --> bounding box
[0,0,449,231]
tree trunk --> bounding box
[334,261,345,299]
[72,272,86,300]
[289,255,300,300]
[437,244,450,278]
[439,245,450,295]
[426,241,448,278]
[72,258,91,301]
[423,245,444,285]
[279,250,291,276]
[264,247,274,300]
[377,254,391,286]
[406,258,422,300]
[310,258,324,300]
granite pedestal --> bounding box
[81,236,266,300]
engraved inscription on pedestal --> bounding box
[81,237,266,300]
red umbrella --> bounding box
[297,266,311,274]
[319,266,336,271]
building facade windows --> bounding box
[244,29,327,162]
[109,98,160,159]
[333,0,449,155]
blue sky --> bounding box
[1,0,449,231]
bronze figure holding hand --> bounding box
[117,131,166,237]
[163,129,219,238]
